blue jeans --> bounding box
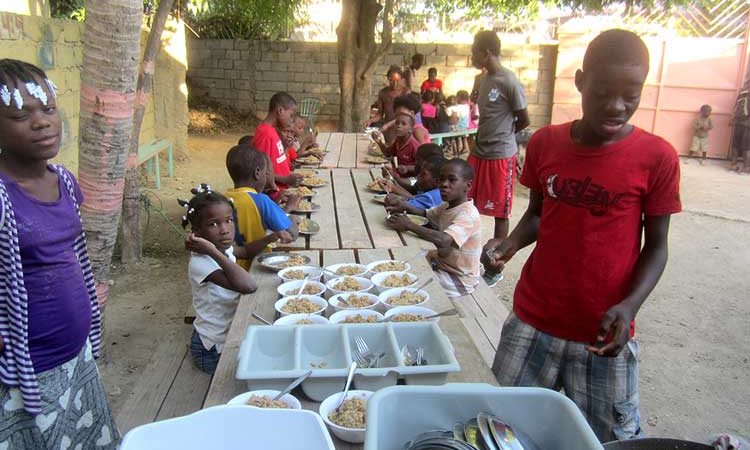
[190,329,220,375]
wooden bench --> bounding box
[138,138,174,189]
[431,128,477,146]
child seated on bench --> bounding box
[383,155,445,211]
[224,145,299,269]
[385,159,482,297]
[381,143,443,196]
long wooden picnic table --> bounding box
[203,248,501,449]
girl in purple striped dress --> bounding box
[0,59,119,449]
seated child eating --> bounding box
[385,159,482,297]
[381,143,443,196]
[181,185,257,374]
[224,145,299,269]
[383,155,445,211]
[372,112,419,173]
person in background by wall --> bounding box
[688,104,713,165]
[421,90,437,132]
[421,67,443,96]
[403,53,425,91]
[730,89,750,173]
[367,65,410,139]
[469,30,529,287]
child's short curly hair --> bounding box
[178,184,234,229]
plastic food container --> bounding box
[277,265,323,283]
[120,405,335,450]
[323,263,369,281]
[236,323,459,401]
[274,314,330,326]
[364,384,604,450]
[378,287,430,310]
[277,279,327,298]
[227,389,302,409]
[329,309,384,324]
[325,276,374,297]
[274,295,328,317]
[370,271,418,294]
[328,292,380,312]
[319,390,373,444]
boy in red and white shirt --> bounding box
[482,30,681,442]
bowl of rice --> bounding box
[274,313,330,326]
[227,389,302,410]
[328,309,384,324]
[383,305,436,322]
[278,265,323,283]
[328,292,380,312]
[318,390,373,443]
[377,287,430,311]
[365,259,411,274]
[274,295,328,317]
[277,279,327,299]
[323,263,369,282]
[370,271,418,294]
[325,276,374,297]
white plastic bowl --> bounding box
[319,390,373,444]
[329,309,384,324]
[328,292,380,312]
[274,295,328,317]
[227,389,302,409]
[323,263,369,281]
[378,287,430,310]
[365,259,412,275]
[370,271,418,294]
[274,314,330,326]
[277,279,327,298]
[384,305,437,322]
[277,265,323,283]
[325,276,374,297]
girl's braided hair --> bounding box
[177,183,234,229]
[0,59,49,87]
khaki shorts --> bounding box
[690,136,708,153]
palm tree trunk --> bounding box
[78,0,142,310]
[121,0,176,263]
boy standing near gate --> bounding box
[482,29,681,442]
[689,104,713,164]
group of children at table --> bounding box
[0,27,682,447]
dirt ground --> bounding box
[99,132,750,442]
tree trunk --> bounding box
[78,0,142,309]
[336,0,395,131]
[121,0,175,263]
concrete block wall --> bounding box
[0,12,188,174]
[187,38,557,129]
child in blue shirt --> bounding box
[384,155,445,211]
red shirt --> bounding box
[252,123,291,193]
[514,122,682,343]
[421,79,443,93]
[386,135,419,166]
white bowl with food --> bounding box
[274,314,330,326]
[278,265,323,283]
[318,390,373,443]
[365,259,412,275]
[274,295,328,317]
[370,271,418,294]
[277,279,327,298]
[328,292,380,312]
[325,276,374,297]
[383,305,437,322]
[227,390,302,410]
[329,309,384,324]
[323,263,369,281]
[378,287,430,311]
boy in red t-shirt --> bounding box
[252,92,303,198]
[420,67,443,95]
[372,113,419,168]
[482,30,681,442]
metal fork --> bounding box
[353,336,383,368]
[416,347,426,366]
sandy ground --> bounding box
[100,133,750,441]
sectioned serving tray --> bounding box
[236,322,460,401]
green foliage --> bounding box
[184,0,307,40]
[49,0,86,21]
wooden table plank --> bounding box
[337,132,357,168]
[351,169,405,249]
[307,170,339,249]
[356,248,392,265]
[155,349,212,422]
[355,134,372,169]
[316,132,331,150]
[470,283,510,324]
[332,169,372,249]
[203,250,319,408]
[321,132,344,168]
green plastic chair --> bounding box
[299,97,322,127]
